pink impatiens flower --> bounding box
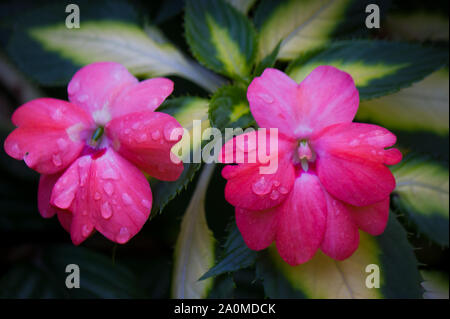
[4,62,184,245]
[219,66,402,266]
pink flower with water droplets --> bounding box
[219,66,402,266]
[4,62,184,245]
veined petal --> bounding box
[294,65,359,136]
[313,123,401,206]
[50,148,152,245]
[110,78,174,119]
[220,130,295,211]
[320,192,359,260]
[68,62,137,124]
[235,207,279,251]
[105,111,184,181]
[276,173,327,265]
[4,98,93,175]
[247,68,300,137]
[347,198,390,236]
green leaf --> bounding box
[286,40,449,100]
[171,164,216,298]
[7,0,223,92]
[421,271,449,299]
[209,85,255,132]
[253,42,281,76]
[151,97,210,215]
[256,214,423,298]
[392,158,449,246]
[254,0,381,61]
[200,222,257,280]
[185,0,257,80]
[357,68,449,135]
[0,245,145,298]
[225,0,257,14]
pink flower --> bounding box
[219,66,402,265]
[4,62,184,245]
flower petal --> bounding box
[247,66,358,138]
[276,173,327,265]
[235,207,279,251]
[295,65,359,136]
[313,123,401,206]
[109,78,174,119]
[220,130,296,211]
[4,99,93,175]
[347,198,390,236]
[247,68,300,137]
[50,149,152,245]
[105,111,184,181]
[68,62,137,123]
[320,192,360,260]
[38,173,63,218]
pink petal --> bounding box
[38,173,63,218]
[105,111,184,181]
[295,66,359,136]
[247,66,358,138]
[320,192,360,260]
[109,78,174,119]
[68,62,137,122]
[219,130,296,211]
[50,148,152,245]
[4,99,93,175]
[57,210,73,233]
[235,207,279,251]
[313,123,400,207]
[276,173,327,265]
[347,198,390,236]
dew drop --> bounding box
[103,182,114,196]
[10,143,21,156]
[122,193,133,205]
[116,227,130,244]
[163,123,180,141]
[349,139,360,147]
[94,192,101,200]
[279,186,289,195]
[124,128,131,135]
[56,138,68,151]
[132,122,141,130]
[77,94,89,103]
[270,190,279,200]
[101,202,113,219]
[151,130,161,141]
[52,108,63,121]
[68,80,80,95]
[273,180,280,187]
[141,199,151,209]
[82,224,92,237]
[259,93,274,103]
[252,177,271,195]
[101,167,119,180]
[52,154,62,166]
[136,133,147,142]
[148,97,159,108]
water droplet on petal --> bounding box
[101,202,113,219]
[10,143,21,156]
[141,199,151,209]
[252,177,271,195]
[56,138,68,151]
[152,130,161,141]
[77,94,89,103]
[148,97,159,108]
[273,180,280,187]
[82,224,92,237]
[101,167,119,180]
[68,80,80,95]
[52,154,62,166]
[132,122,141,130]
[279,186,289,194]
[270,190,279,200]
[116,227,130,244]
[52,109,63,121]
[103,182,114,196]
[163,123,180,141]
[349,139,359,147]
[259,93,274,103]
[122,193,133,205]
[94,192,101,200]
[124,128,131,135]
[136,133,147,142]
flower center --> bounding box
[296,140,315,172]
